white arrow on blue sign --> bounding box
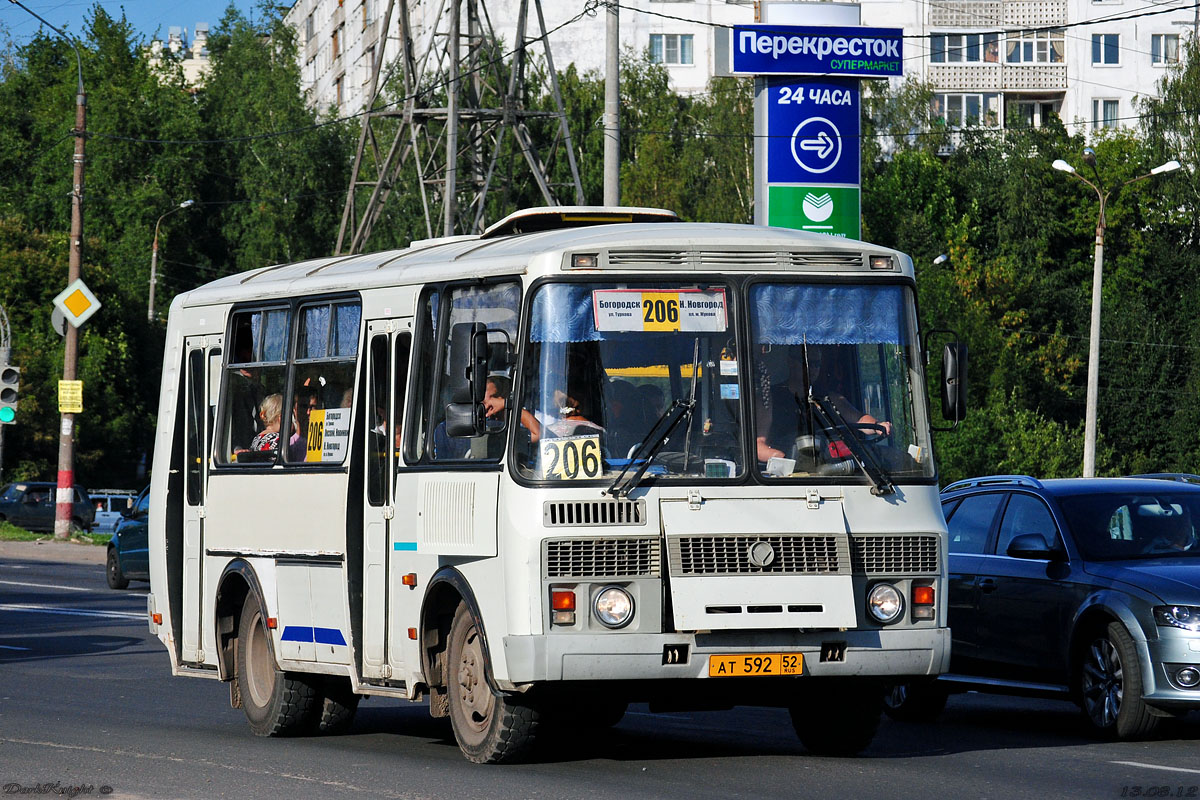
[767,76,860,186]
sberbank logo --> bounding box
[802,192,834,222]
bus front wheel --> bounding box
[236,599,318,736]
[446,603,540,763]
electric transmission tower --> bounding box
[335,0,586,254]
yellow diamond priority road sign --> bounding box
[53,279,101,329]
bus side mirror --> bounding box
[446,322,488,437]
[941,342,968,423]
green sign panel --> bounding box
[767,185,860,239]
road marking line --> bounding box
[0,603,144,620]
[1111,761,1200,776]
[0,737,421,799]
[0,579,91,592]
[0,644,31,650]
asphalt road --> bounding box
[3,545,1200,799]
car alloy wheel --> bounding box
[1081,635,1122,729]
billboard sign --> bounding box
[731,25,903,78]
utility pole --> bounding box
[335,0,585,253]
[0,305,10,483]
[7,1,89,539]
[603,0,620,206]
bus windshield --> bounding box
[515,281,744,482]
[748,282,934,481]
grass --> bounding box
[0,520,110,545]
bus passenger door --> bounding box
[182,335,221,665]
[361,321,411,680]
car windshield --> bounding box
[748,282,935,481]
[1057,492,1200,560]
[515,281,744,483]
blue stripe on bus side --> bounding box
[280,626,347,646]
[281,626,314,643]
[393,542,417,551]
[314,627,348,646]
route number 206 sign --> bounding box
[592,288,728,333]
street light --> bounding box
[1052,151,1182,477]
[149,199,195,322]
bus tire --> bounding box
[789,679,883,756]
[106,547,129,590]
[446,603,539,763]
[314,677,361,735]
[236,598,318,737]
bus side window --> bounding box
[393,332,411,462]
[218,308,289,465]
[404,292,439,463]
[284,301,361,465]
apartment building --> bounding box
[145,24,213,86]
[283,0,1194,135]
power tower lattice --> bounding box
[335,0,587,254]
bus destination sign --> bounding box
[731,25,903,78]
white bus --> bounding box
[147,207,964,763]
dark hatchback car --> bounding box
[0,481,94,533]
[887,475,1200,739]
[106,486,149,589]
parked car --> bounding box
[886,475,1200,739]
[0,481,94,533]
[106,486,149,589]
[89,490,137,535]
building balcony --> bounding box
[928,63,1066,91]
[929,0,1065,29]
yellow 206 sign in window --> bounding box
[539,435,602,480]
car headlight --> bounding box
[867,583,904,625]
[593,586,634,629]
[1154,605,1200,632]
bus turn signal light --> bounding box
[152,613,163,625]
[911,585,935,620]
[551,589,576,626]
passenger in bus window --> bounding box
[229,338,264,453]
[755,346,890,463]
[251,394,283,452]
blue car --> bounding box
[106,486,149,589]
[886,475,1200,739]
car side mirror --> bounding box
[1007,533,1061,561]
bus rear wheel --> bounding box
[236,599,318,736]
[446,603,540,763]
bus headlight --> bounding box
[594,586,634,629]
[867,583,904,625]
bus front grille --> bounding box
[849,534,940,575]
[667,535,848,576]
[544,537,661,578]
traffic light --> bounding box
[0,363,18,424]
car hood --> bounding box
[1085,559,1200,604]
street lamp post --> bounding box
[1052,151,1181,477]
[149,200,195,322]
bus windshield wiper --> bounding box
[808,395,895,496]
[604,398,696,498]
[606,340,701,498]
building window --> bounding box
[1006,29,1064,63]
[1092,33,1119,65]
[930,33,999,63]
[305,12,315,42]
[335,73,344,107]
[1151,34,1179,65]
[362,0,370,30]
[332,24,343,60]
[1092,98,1119,129]
[933,92,1002,128]
[649,33,694,65]
[363,47,375,84]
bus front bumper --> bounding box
[500,627,949,686]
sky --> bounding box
[1,0,257,46]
